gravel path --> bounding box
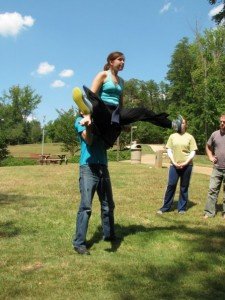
[121,144,212,176]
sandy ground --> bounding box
[122,144,212,176]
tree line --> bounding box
[0,25,225,158]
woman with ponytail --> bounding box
[73,51,182,148]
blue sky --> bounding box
[0,0,219,124]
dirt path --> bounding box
[140,154,212,176]
[121,144,212,176]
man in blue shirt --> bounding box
[72,116,115,255]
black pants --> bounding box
[83,86,172,148]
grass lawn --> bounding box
[8,143,67,158]
[8,143,212,166]
[1,162,225,299]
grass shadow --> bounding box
[0,221,21,238]
[88,223,185,253]
[104,223,225,299]
[0,193,31,205]
[216,203,224,215]
[168,199,196,212]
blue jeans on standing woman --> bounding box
[160,164,193,212]
[73,164,115,249]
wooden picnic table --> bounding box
[30,153,68,165]
[38,154,50,165]
[41,154,68,165]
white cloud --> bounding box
[51,80,65,88]
[0,12,35,37]
[160,2,171,14]
[59,69,74,78]
[208,3,224,17]
[37,62,55,75]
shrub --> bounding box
[0,156,37,167]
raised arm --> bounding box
[81,126,93,146]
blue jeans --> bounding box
[160,164,193,212]
[73,164,115,248]
[204,168,225,217]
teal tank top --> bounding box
[99,70,124,106]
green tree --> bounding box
[0,85,41,144]
[0,120,9,161]
[53,108,79,155]
[166,37,195,115]
[123,79,170,145]
[208,0,225,25]
[28,120,42,143]
[191,26,225,149]
[166,27,225,152]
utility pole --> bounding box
[116,137,120,162]
[41,116,46,155]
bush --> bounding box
[68,156,80,164]
[0,149,131,167]
[107,149,130,161]
[0,156,37,167]
[68,149,130,164]
[0,135,9,161]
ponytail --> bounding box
[103,51,124,70]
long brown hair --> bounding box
[103,51,125,70]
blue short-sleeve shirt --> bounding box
[75,117,107,166]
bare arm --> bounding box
[206,144,217,163]
[81,126,93,146]
[80,71,107,127]
[90,71,107,94]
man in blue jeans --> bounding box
[72,115,115,255]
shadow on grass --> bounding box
[216,203,224,215]
[0,221,21,238]
[104,223,225,299]
[169,199,197,212]
[0,193,41,238]
[87,225,124,252]
[0,193,31,205]
[88,221,204,253]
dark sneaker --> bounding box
[74,246,90,255]
[172,115,183,133]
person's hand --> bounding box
[80,115,92,126]
[173,162,181,169]
[210,156,218,164]
[178,161,188,169]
